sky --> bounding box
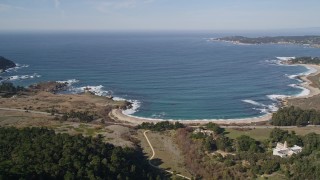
[0,0,320,31]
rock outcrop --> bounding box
[29,81,69,94]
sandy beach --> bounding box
[110,109,272,125]
[288,64,320,99]
[110,63,320,125]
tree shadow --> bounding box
[223,131,230,135]
[150,158,163,166]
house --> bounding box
[193,128,214,136]
[273,141,302,158]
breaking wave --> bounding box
[242,99,278,114]
[71,85,110,96]
[5,64,29,72]
[4,73,41,81]
[122,100,141,115]
[56,79,79,86]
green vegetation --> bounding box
[0,82,25,97]
[0,127,161,179]
[269,128,303,146]
[176,125,320,179]
[137,121,185,131]
[288,56,320,65]
[225,128,272,141]
[235,135,262,153]
[216,36,320,47]
[271,106,320,126]
[205,122,225,134]
[62,110,95,122]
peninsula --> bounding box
[212,35,320,48]
[0,56,16,72]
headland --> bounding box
[211,35,320,48]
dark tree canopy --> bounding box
[0,127,161,179]
[137,121,185,131]
[271,106,320,126]
[205,122,225,134]
[0,82,25,97]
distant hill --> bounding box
[213,35,320,48]
[0,56,16,72]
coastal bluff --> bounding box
[0,56,16,72]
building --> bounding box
[193,128,214,136]
[272,141,302,158]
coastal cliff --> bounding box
[0,56,16,72]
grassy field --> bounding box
[137,130,191,178]
[225,126,320,141]
[0,109,136,148]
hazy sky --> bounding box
[0,0,319,31]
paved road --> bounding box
[143,130,191,180]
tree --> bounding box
[203,136,216,151]
[0,127,161,179]
[216,136,233,152]
[303,133,320,153]
[205,122,224,134]
[235,135,259,152]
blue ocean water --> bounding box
[1,32,320,120]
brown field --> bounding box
[0,91,127,118]
[287,95,320,110]
[308,73,320,88]
[287,72,320,110]
[137,130,192,177]
[0,109,136,148]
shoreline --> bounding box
[286,64,320,99]
[110,109,272,125]
[110,63,320,125]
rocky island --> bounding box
[212,35,320,48]
[0,56,16,72]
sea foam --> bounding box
[276,57,296,61]
[6,73,41,81]
[72,85,110,96]
[57,79,79,86]
[288,84,310,97]
[151,112,167,118]
[267,94,289,101]
[242,99,278,114]
[122,100,141,115]
[5,64,29,73]
[242,99,266,107]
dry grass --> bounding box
[0,109,136,148]
[0,91,126,117]
[287,72,320,110]
[137,130,191,177]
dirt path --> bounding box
[143,130,191,180]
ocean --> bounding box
[1,31,320,120]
